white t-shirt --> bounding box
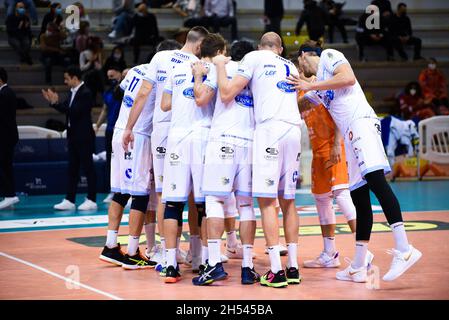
[146,50,198,125]
[304,49,376,134]
[236,50,301,126]
[163,60,215,134]
[210,60,255,143]
[115,64,155,136]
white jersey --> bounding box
[164,60,215,134]
[146,50,198,125]
[304,49,376,134]
[211,60,255,143]
[115,64,155,136]
[236,50,301,126]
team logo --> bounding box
[349,131,353,141]
[221,177,230,185]
[156,147,166,154]
[171,183,176,190]
[235,94,254,107]
[170,153,179,160]
[124,151,132,160]
[264,147,279,161]
[123,95,134,108]
[265,178,275,186]
[220,146,234,160]
[292,171,299,183]
[182,87,195,99]
[276,81,296,93]
[125,168,132,179]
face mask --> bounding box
[428,63,436,70]
[113,53,122,60]
[108,79,118,87]
[55,8,62,15]
[410,89,416,96]
[46,30,53,36]
[17,8,26,15]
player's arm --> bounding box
[330,125,343,164]
[161,91,172,112]
[213,55,249,104]
[192,61,215,107]
[95,104,107,133]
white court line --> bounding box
[0,251,123,300]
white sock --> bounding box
[391,222,410,253]
[207,239,221,267]
[105,230,118,249]
[226,231,238,248]
[242,244,253,268]
[144,223,156,250]
[166,248,177,268]
[190,235,201,258]
[352,241,368,269]
[267,245,282,273]
[201,245,209,264]
[323,237,336,255]
[127,235,140,256]
[287,243,298,269]
[160,237,166,266]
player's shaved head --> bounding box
[186,26,209,43]
[259,32,283,55]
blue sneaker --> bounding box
[155,263,164,272]
[241,267,260,285]
[192,262,228,286]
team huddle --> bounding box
[99,26,422,288]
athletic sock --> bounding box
[390,222,410,253]
[176,237,181,251]
[190,234,201,258]
[127,235,140,256]
[287,243,298,269]
[226,231,238,248]
[201,245,209,264]
[160,237,166,266]
[166,248,177,268]
[267,245,282,273]
[352,241,368,269]
[207,239,221,267]
[242,244,253,268]
[105,230,118,249]
[323,237,336,255]
[144,223,156,251]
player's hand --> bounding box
[122,128,134,152]
[212,54,231,65]
[287,74,312,91]
[329,143,342,165]
[191,61,209,77]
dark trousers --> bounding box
[0,143,16,197]
[209,16,238,40]
[308,28,325,41]
[130,36,158,64]
[8,36,32,63]
[265,16,283,36]
[105,129,113,192]
[66,136,96,202]
[41,51,71,84]
[355,33,394,60]
[327,16,348,43]
[393,36,422,60]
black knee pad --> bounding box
[112,192,131,208]
[196,203,206,227]
[130,195,150,213]
[164,201,185,221]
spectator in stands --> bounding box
[42,66,98,211]
[264,0,284,36]
[371,0,393,19]
[79,37,104,106]
[320,0,355,43]
[355,8,394,61]
[6,0,38,25]
[40,22,71,84]
[183,0,209,29]
[390,3,423,61]
[73,1,90,23]
[103,46,127,78]
[0,68,20,210]
[397,81,435,121]
[75,21,91,54]
[419,58,449,114]
[6,1,33,65]
[108,0,135,39]
[95,66,124,203]
[40,2,63,36]
[129,2,162,64]
[204,0,238,41]
[295,0,327,41]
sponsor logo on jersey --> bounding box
[125,168,132,179]
[124,151,132,160]
[123,95,134,108]
[170,153,179,160]
[157,75,167,82]
[292,171,299,183]
[171,183,176,190]
[265,70,277,76]
[156,147,166,154]
[175,78,186,86]
[220,146,234,160]
[276,81,296,93]
[264,147,279,161]
[265,178,275,186]
[183,87,195,99]
[235,93,254,107]
[221,177,230,185]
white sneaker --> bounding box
[145,245,163,264]
[221,253,229,263]
[176,248,188,264]
[336,258,368,283]
[366,250,375,267]
[382,245,422,282]
[103,193,114,203]
[77,199,98,211]
[304,251,341,268]
[0,196,20,210]
[108,30,117,38]
[225,243,243,259]
[264,244,288,256]
[54,199,76,210]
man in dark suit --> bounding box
[42,66,98,211]
[0,67,20,210]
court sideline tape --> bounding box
[0,251,123,300]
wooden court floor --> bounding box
[1,211,448,300]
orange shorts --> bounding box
[311,154,350,195]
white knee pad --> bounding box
[313,192,336,225]
[333,188,357,222]
[206,195,226,219]
[236,195,255,222]
[224,193,238,219]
